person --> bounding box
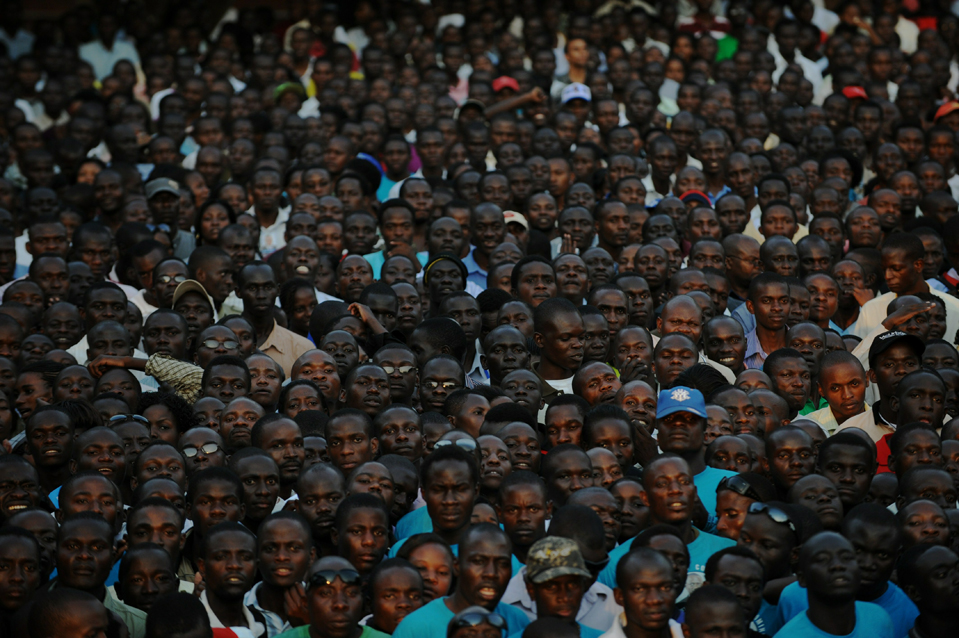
[599,547,683,638]
[365,558,425,634]
[145,592,214,638]
[27,587,112,638]
[682,585,748,638]
[197,521,265,636]
[804,351,872,435]
[703,546,769,635]
[773,532,894,638]
[898,544,959,638]
[392,524,531,638]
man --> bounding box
[774,503,917,638]
[275,555,390,638]
[682,586,748,638]
[463,203,507,291]
[723,235,763,312]
[250,168,290,257]
[858,331,924,447]
[853,233,959,344]
[541,444,595,507]
[197,522,265,636]
[27,588,111,638]
[743,273,790,370]
[703,547,769,633]
[145,178,195,261]
[773,532,894,638]
[898,544,959,638]
[295,463,346,557]
[598,454,735,590]
[763,348,812,421]
[238,262,314,376]
[533,298,585,405]
[495,471,550,570]
[600,547,682,638]
[818,433,877,512]
[392,524,531,638]
[189,246,234,314]
[655,386,736,519]
[804,351,872,435]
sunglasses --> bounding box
[182,443,220,458]
[719,475,763,502]
[380,365,416,375]
[157,275,187,284]
[309,569,362,588]
[201,339,239,350]
[449,612,507,635]
[109,414,150,425]
[434,439,478,452]
[749,502,797,536]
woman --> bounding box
[194,199,236,246]
[279,278,318,338]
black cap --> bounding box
[868,330,924,368]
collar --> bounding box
[200,589,265,635]
[260,320,287,354]
[743,330,766,360]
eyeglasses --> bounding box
[449,612,507,636]
[201,339,239,350]
[423,380,461,391]
[157,275,187,284]
[748,502,797,536]
[434,439,478,452]
[309,569,362,588]
[719,475,764,502]
[380,365,416,375]
[182,443,220,458]
[109,414,150,425]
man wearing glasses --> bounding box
[276,555,391,638]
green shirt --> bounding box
[799,397,828,416]
[278,625,392,638]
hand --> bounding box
[349,302,387,335]
[882,301,937,330]
[527,86,547,104]
[632,420,659,466]
[192,572,205,598]
[559,233,577,255]
[618,356,649,384]
[285,582,310,626]
[850,281,875,306]
[88,355,128,378]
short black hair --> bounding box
[704,545,765,583]
[817,431,876,473]
[420,443,479,487]
[334,492,391,530]
[187,466,243,506]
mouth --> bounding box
[225,575,246,584]
[513,461,532,470]
[4,503,29,513]
[295,265,311,275]
[717,355,736,365]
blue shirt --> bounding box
[598,527,735,589]
[393,597,530,638]
[752,598,778,636]
[773,602,893,638]
[775,581,916,638]
[395,506,433,540]
[462,247,488,291]
[694,466,736,519]
[364,249,428,279]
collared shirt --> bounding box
[834,407,895,444]
[641,173,674,208]
[852,290,959,346]
[245,582,292,638]
[598,616,683,638]
[461,246,488,291]
[502,566,622,631]
[707,184,732,205]
[467,338,488,386]
[804,404,870,436]
[144,353,204,404]
[200,590,266,638]
[742,329,769,370]
[260,320,316,377]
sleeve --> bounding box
[144,354,204,404]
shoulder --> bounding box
[362,626,393,638]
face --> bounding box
[294,351,342,408]
[423,459,476,534]
[408,543,454,602]
[456,532,513,610]
[715,489,757,541]
[615,557,678,633]
[371,566,424,633]
[120,549,177,612]
[199,530,257,603]
[57,520,115,592]
[334,506,390,575]
[219,398,264,449]
[189,478,244,535]
[203,364,250,403]
[737,512,796,578]
[768,357,812,413]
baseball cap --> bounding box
[841,86,868,100]
[867,330,924,368]
[935,101,959,122]
[679,190,711,208]
[146,178,180,199]
[503,210,529,230]
[657,386,707,419]
[561,83,592,104]
[492,76,520,93]
[172,280,217,319]
[525,537,591,584]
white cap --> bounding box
[561,83,592,104]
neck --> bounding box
[386,168,411,182]
[755,324,787,353]
[257,582,290,620]
[706,173,726,194]
[915,612,955,638]
[814,317,830,330]
[676,450,706,475]
[652,174,671,195]
[207,591,249,628]
[538,358,573,381]
[436,523,467,548]
[730,281,750,300]
[242,311,275,344]
[472,247,490,271]
[806,593,857,635]
[651,517,696,544]
[513,543,532,564]
[314,534,339,557]
[446,590,489,615]
[833,303,860,329]
[421,164,444,179]
[743,193,757,210]
[597,238,622,261]
[878,398,898,424]
[254,205,280,227]
[623,623,672,638]
[834,403,864,425]
[39,465,72,494]
[897,280,929,296]
[568,66,587,83]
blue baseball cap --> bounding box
[657,386,707,419]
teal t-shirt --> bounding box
[393,597,530,638]
[772,602,893,638]
[598,527,735,589]
[395,505,433,539]
[695,466,736,518]
[775,581,917,638]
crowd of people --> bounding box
[3,0,959,637]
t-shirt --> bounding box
[772,602,893,638]
[694,466,736,518]
[278,624,391,638]
[598,528,735,589]
[392,597,531,638]
[508,622,602,638]
[752,598,778,636]
[775,581,917,638]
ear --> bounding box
[745,299,755,315]
[867,368,877,384]
[237,502,247,520]
[681,623,692,638]
[639,489,650,507]
[903,582,920,604]
[760,454,770,476]
[889,394,899,415]
[656,316,663,333]
[447,415,456,426]
[480,354,488,371]
[525,578,536,600]
[369,436,379,457]
[439,345,453,356]
[613,587,623,608]
[129,477,138,492]
[197,557,206,579]
[330,528,339,546]
[533,331,545,350]
[68,459,78,475]
[114,538,128,565]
